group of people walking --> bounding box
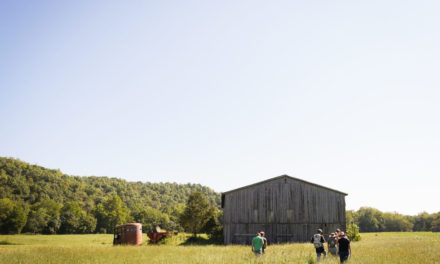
[251,228,351,263]
[312,228,351,263]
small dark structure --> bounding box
[113,223,142,245]
[222,175,347,244]
[147,226,177,243]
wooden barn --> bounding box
[221,175,347,244]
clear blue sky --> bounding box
[1,0,439,215]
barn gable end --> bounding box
[222,175,347,244]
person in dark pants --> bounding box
[337,232,351,263]
[260,231,268,254]
[311,229,327,262]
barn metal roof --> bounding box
[222,174,348,196]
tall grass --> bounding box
[0,232,439,263]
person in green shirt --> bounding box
[251,233,264,256]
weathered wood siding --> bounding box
[223,176,346,244]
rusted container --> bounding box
[113,223,142,245]
[147,226,178,243]
[147,232,170,243]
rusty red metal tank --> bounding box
[113,223,142,245]
[147,226,178,243]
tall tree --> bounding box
[131,206,171,232]
[179,192,214,237]
[413,212,434,231]
[25,199,61,234]
[93,195,130,233]
[383,212,414,232]
[0,198,27,234]
[356,207,385,232]
[60,202,96,234]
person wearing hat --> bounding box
[311,228,327,262]
[336,232,351,263]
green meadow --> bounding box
[0,232,439,264]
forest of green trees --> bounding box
[0,157,221,234]
[347,207,439,233]
[0,157,438,235]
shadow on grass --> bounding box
[180,236,223,246]
[144,232,223,246]
[0,240,22,245]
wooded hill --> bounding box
[0,157,221,234]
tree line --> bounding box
[347,207,440,233]
[1,157,438,235]
[0,157,221,234]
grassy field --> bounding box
[0,232,439,264]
